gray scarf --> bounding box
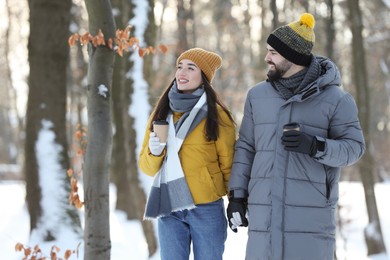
[272,57,321,100]
[168,82,208,137]
[144,91,208,219]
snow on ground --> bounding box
[1,181,389,259]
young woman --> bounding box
[138,48,236,260]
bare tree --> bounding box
[68,0,89,158]
[0,0,20,165]
[26,0,80,240]
[111,0,134,217]
[143,0,157,88]
[270,0,279,29]
[324,0,335,61]
[82,0,115,258]
[110,0,158,256]
[176,0,190,56]
[346,0,387,255]
[256,0,269,82]
[130,0,158,255]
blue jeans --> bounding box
[158,199,227,260]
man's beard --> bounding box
[267,59,293,80]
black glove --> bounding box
[227,197,248,233]
[281,130,317,156]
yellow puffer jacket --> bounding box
[138,106,236,204]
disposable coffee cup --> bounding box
[283,123,301,132]
[153,120,169,145]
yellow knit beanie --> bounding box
[176,48,222,83]
[267,13,315,66]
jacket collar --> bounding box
[288,56,341,102]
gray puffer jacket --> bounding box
[229,56,365,260]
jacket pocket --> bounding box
[286,156,328,206]
[206,163,226,196]
[186,165,221,202]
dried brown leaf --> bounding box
[108,38,113,49]
[74,130,82,140]
[68,33,79,47]
[117,46,124,57]
[91,37,99,47]
[24,247,31,256]
[33,244,41,254]
[74,197,84,209]
[67,169,73,177]
[52,245,60,253]
[139,48,146,57]
[71,177,78,192]
[64,249,72,259]
[80,32,91,46]
[159,44,168,54]
[148,46,156,54]
[128,37,139,47]
[97,29,105,45]
[15,243,24,252]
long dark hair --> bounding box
[149,73,235,141]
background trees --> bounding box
[347,0,386,254]
[1,0,389,258]
[26,0,81,243]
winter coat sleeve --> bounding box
[313,92,365,167]
[228,91,256,198]
[215,108,237,193]
[137,116,166,177]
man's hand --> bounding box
[281,130,317,156]
[227,197,248,233]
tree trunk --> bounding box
[176,0,189,56]
[256,0,268,83]
[111,0,135,216]
[83,0,115,259]
[109,0,158,256]
[0,0,20,165]
[270,0,278,30]
[26,0,80,240]
[68,1,89,172]
[324,0,335,61]
[143,0,157,88]
[130,0,158,256]
[346,0,387,255]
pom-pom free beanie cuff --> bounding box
[267,33,313,66]
[177,48,222,82]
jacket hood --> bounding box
[314,56,341,90]
[294,56,341,101]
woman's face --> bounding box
[175,59,203,94]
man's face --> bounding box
[264,44,293,80]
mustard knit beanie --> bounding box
[176,48,222,83]
[267,13,315,66]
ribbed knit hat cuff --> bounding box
[176,48,222,82]
[267,34,312,66]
